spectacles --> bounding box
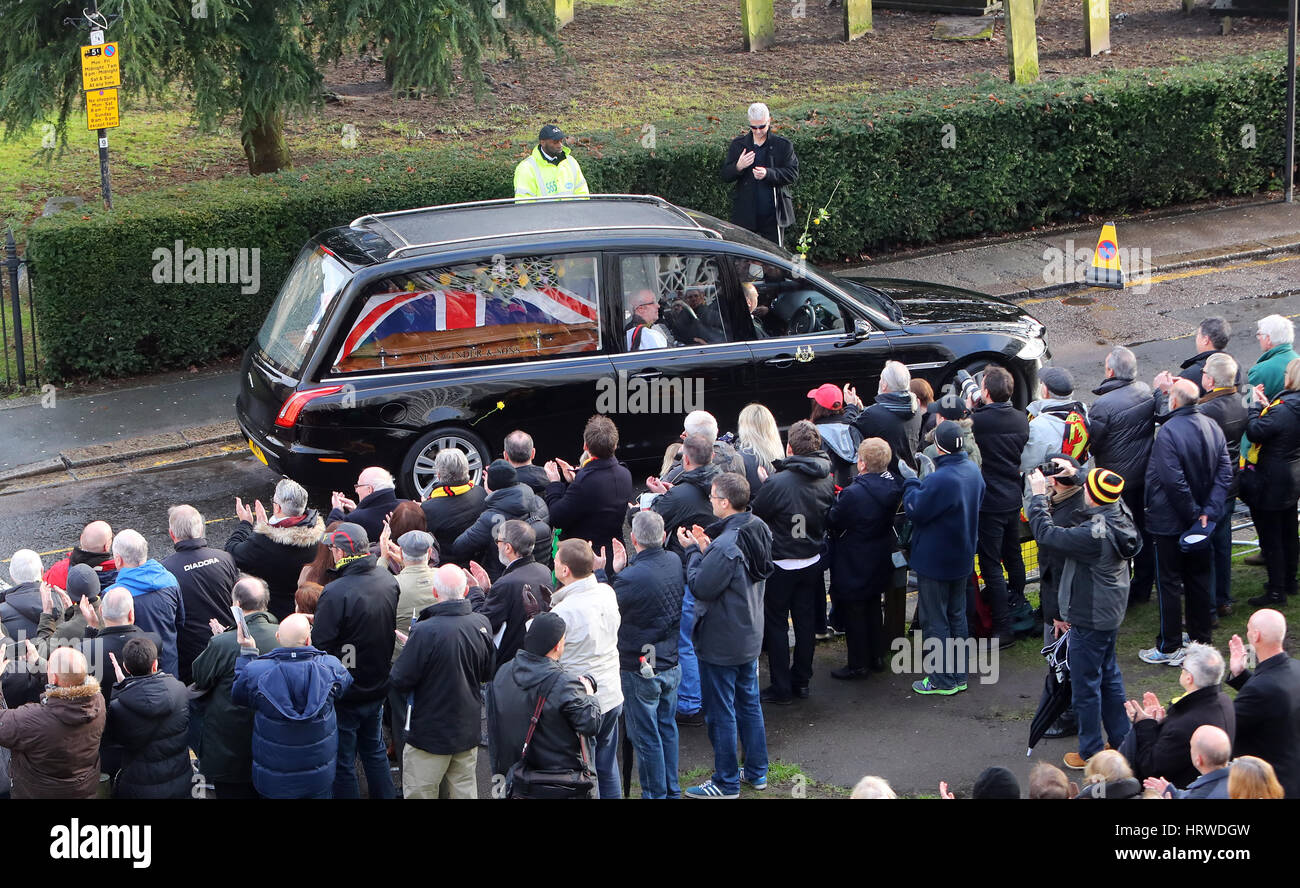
[355,483,373,491]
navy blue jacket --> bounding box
[827,471,903,602]
[903,451,985,581]
[611,546,684,672]
[1144,404,1233,537]
[327,487,402,542]
[114,560,184,677]
[545,457,635,563]
[231,646,353,799]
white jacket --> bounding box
[552,574,624,713]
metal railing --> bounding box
[2,227,39,391]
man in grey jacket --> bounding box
[1021,366,1091,474]
[677,472,773,799]
[1027,466,1140,770]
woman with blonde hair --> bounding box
[736,403,783,492]
[1241,356,1300,606]
[1228,756,1284,798]
[1075,750,1141,799]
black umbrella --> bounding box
[1026,630,1071,755]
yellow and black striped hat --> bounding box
[1086,468,1125,504]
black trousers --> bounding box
[1254,506,1299,598]
[839,597,884,671]
[751,214,780,245]
[764,563,822,695]
[1121,483,1156,602]
[1154,534,1214,654]
[977,509,1026,632]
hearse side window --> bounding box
[735,259,847,339]
[332,253,601,372]
[619,254,731,351]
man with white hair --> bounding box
[390,564,496,799]
[1195,352,1250,618]
[111,529,184,677]
[1138,378,1232,667]
[1089,346,1156,606]
[661,410,723,484]
[224,477,325,620]
[1123,641,1235,789]
[160,504,239,684]
[42,520,116,591]
[329,466,403,540]
[78,586,161,709]
[0,549,45,641]
[1250,314,1299,400]
[719,101,799,245]
[844,361,922,476]
[421,448,488,557]
[1226,608,1300,797]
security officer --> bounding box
[514,124,590,200]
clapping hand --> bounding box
[757,465,769,483]
[378,518,393,559]
[688,524,711,552]
[253,499,269,527]
[39,580,54,616]
[544,460,562,483]
[80,595,100,629]
[842,383,863,409]
[108,651,126,684]
[1228,633,1248,677]
[467,561,490,591]
[1143,777,1173,798]
[235,496,254,524]
[939,781,955,800]
[646,476,672,495]
[555,459,577,483]
[394,629,409,646]
[1252,383,1267,407]
[208,617,227,637]
[1153,371,1176,394]
[330,491,357,513]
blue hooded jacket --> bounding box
[114,560,184,676]
[903,451,985,581]
[231,646,353,799]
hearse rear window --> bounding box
[333,253,601,372]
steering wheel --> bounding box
[789,300,817,336]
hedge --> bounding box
[25,51,1292,380]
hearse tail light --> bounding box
[275,385,345,428]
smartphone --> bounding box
[230,605,249,638]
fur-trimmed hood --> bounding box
[42,675,104,726]
[254,510,325,548]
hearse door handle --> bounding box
[631,369,663,379]
[764,355,794,368]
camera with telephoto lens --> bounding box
[1037,462,1082,485]
[955,369,983,406]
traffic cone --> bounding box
[1085,222,1126,289]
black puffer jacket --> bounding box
[611,546,684,672]
[105,672,192,799]
[422,484,488,561]
[313,555,400,704]
[852,391,921,474]
[161,538,240,684]
[224,511,325,620]
[1198,387,1249,498]
[450,483,550,578]
[0,583,41,642]
[750,452,835,561]
[389,599,496,755]
[1088,377,1155,486]
[489,650,602,780]
[970,401,1030,512]
[653,464,719,560]
[1244,390,1300,510]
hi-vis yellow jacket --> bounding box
[513,145,590,200]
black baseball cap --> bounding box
[538,124,567,141]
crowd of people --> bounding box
[1,311,1299,800]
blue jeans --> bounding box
[917,574,968,689]
[1068,626,1130,759]
[677,587,701,715]
[334,698,395,799]
[591,704,623,799]
[620,666,682,799]
[698,659,768,795]
[1210,497,1236,607]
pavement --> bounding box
[2,197,1298,490]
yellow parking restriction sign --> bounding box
[81,43,121,91]
[86,89,120,130]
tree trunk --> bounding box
[243,113,292,175]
